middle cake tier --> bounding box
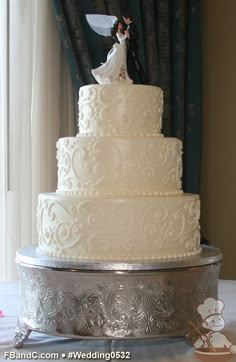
[57,136,183,195]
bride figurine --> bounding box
[86,15,133,84]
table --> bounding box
[0,280,236,361]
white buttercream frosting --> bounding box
[56,136,182,195]
[37,193,201,260]
[37,84,201,261]
[78,84,163,136]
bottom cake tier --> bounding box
[37,193,201,260]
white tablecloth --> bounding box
[0,280,236,361]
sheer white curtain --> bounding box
[0,0,76,281]
[0,0,8,282]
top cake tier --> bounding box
[78,84,163,136]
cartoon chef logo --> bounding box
[192,297,236,357]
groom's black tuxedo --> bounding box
[127,22,139,52]
[126,22,146,84]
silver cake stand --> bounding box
[14,245,222,348]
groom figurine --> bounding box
[122,15,147,84]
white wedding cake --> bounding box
[37,84,201,260]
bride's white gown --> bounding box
[92,32,133,84]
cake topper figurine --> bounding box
[86,14,146,84]
[122,15,147,84]
[86,14,132,84]
[86,14,117,37]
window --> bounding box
[0,0,76,281]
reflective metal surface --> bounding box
[16,245,223,271]
[14,245,222,348]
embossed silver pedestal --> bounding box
[14,245,222,348]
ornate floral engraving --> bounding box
[14,326,32,348]
[15,261,221,341]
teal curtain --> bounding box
[51,0,201,194]
[169,0,201,194]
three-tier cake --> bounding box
[37,84,201,261]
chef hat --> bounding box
[197,298,224,321]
